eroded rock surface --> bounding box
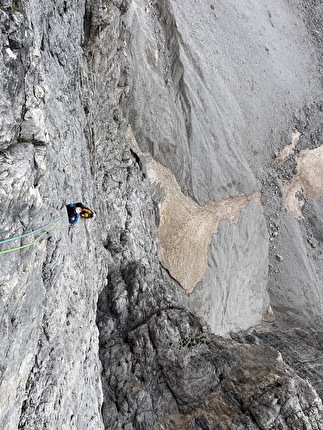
[129,126,262,295]
[1,0,323,429]
[0,1,106,429]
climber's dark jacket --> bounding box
[66,202,95,226]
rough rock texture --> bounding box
[0,1,106,429]
[2,0,323,429]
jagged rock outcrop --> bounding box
[1,0,323,429]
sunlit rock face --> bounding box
[2,0,323,429]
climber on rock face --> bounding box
[66,202,95,228]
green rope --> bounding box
[0,216,63,256]
[0,216,63,245]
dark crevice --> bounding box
[82,0,92,47]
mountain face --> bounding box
[1,0,323,428]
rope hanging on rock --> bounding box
[0,216,63,246]
[0,216,63,256]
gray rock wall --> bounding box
[1,0,323,429]
[0,1,106,428]
[126,0,318,201]
[190,203,269,335]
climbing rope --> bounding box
[0,215,63,256]
[0,216,63,246]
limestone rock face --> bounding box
[0,1,106,429]
[1,0,323,429]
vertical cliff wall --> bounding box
[0,1,106,428]
[1,0,323,429]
